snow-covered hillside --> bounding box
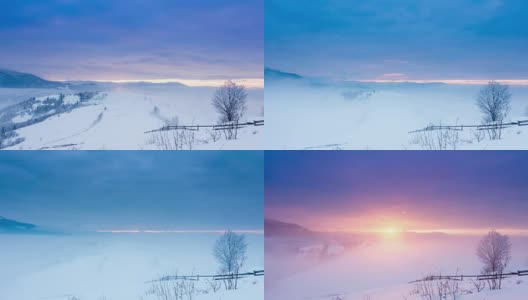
[266,233,528,300]
[0,84,264,150]
[265,76,528,150]
[0,233,264,300]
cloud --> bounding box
[0,0,263,80]
[0,151,264,231]
[265,151,528,232]
[380,73,408,80]
[265,0,528,79]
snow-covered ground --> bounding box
[266,233,528,300]
[265,78,528,149]
[0,83,264,150]
[0,233,264,300]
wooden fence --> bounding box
[146,270,264,283]
[409,270,528,283]
[409,120,528,134]
[145,120,264,134]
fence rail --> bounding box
[409,270,528,283]
[145,120,264,134]
[146,270,264,283]
[409,120,528,134]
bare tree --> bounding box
[476,230,512,290]
[211,80,247,140]
[476,81,512,139]
[213,230,247,290]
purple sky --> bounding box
[265,151,528,234]
[0,0,263,82]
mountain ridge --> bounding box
[0,216,37,233]
[264,67,303,80]
[0,68,65,88]
[265,218,313,236]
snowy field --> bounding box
[0,233,264,300]
[0,84,264,150]
[266,233,528,300]
[265,77,528,150]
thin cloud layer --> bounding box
[0,151,264,231]
[265,0,528,80]
[265,151,528,233]
[0,0,263,81]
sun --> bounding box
[382,227,401,236]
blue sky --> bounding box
[266,151,528,233]
[265,0,528,81]
[0,0,263,82]
[0,151,263,231]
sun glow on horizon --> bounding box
[383,227,400,235]
[52,78,264,88]
[316,227,528,236]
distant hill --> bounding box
[0,69,64,88]
[265,219,312,236]
[0,216,36,233]
[264,67,303,80]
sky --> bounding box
[0,0,263,85]
[265,0,528,82]
[265,151,528,235]
[0,151,263,232]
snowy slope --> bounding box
[265,78,528,150]
[266,234,528,300]
[0,84,264,150]
[0,233,264,300]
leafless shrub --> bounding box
[211,80,247,140]
[414,280,435,300]
[411,125,461,150]
[213,230,247,290]
[146,130,183,150]
[415,279,459,300]
[414,271,461,300]
[146,279,181,300]
[207,129,221,143]
[206,278,222,293]
[181,278,196,300]
[146,127,195,151]
[476,230,512,290]
[181,129,196,150]
[470,279,485,293]
[476,81,511,140]
[472,128,485,143]
[146,275,197,300]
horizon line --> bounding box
[55,78,264,88]
[313,228,528,236]
[96,229,264,234]
[355,79,528,86]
